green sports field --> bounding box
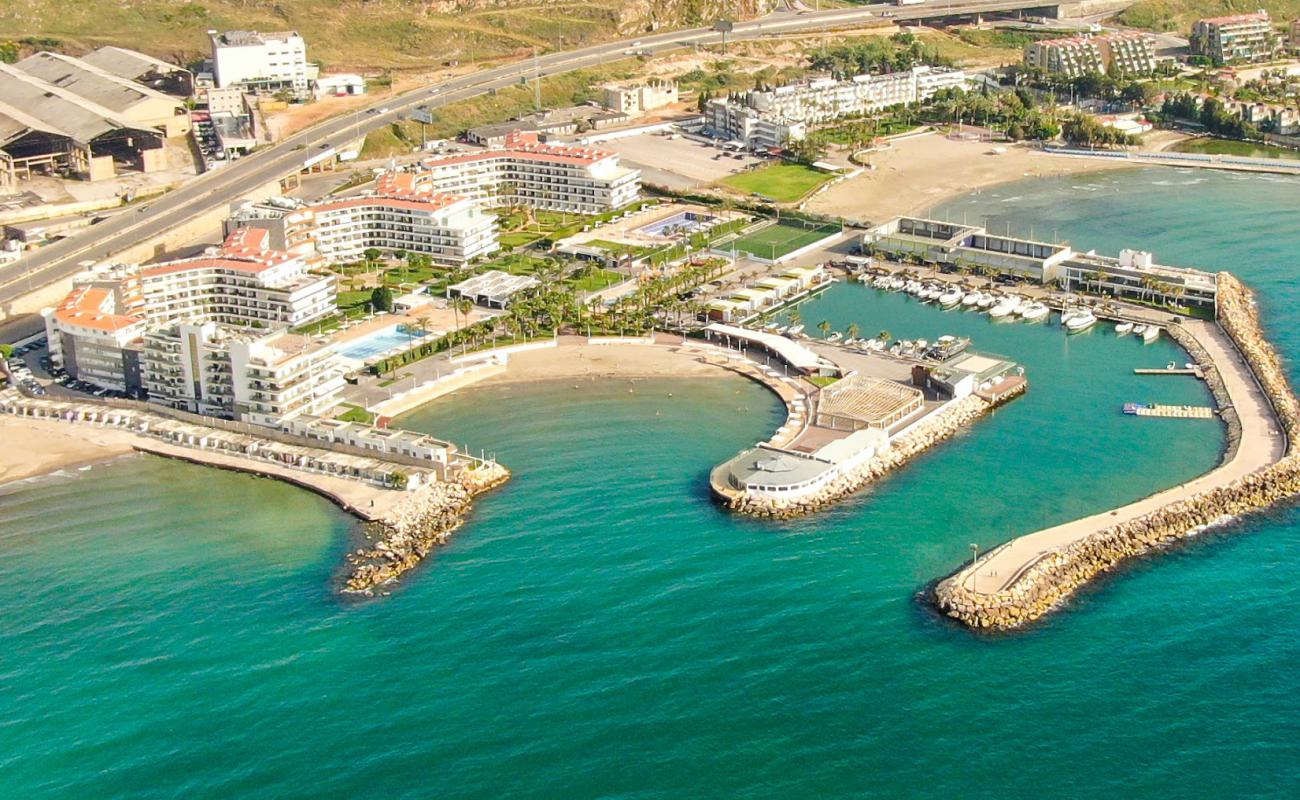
[729,218,841,260]
[720,163,834,203]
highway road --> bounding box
[0,0,1056,312]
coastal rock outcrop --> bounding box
[342,463,510,595]
[933,273,1299,631]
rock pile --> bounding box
[342,463,510,595]
[728,391,1012,518]
[934,273,1299,630]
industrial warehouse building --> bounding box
[0,48,192,188]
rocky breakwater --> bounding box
[342,463,510,595]
[729,391,1014,519]
[934,273,1300,630]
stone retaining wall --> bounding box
[726,391,1011,519]
[342,462,511,595]
[933,273,1300,630]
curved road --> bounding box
[0,0,1051,313]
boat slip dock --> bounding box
[1123,402,1215,419]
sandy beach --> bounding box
[0,415,140,486]
[807,132,1186,222]
[479,341,736,387]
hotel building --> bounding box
[44,228,345,421]
[1191,13,1276,64]
[226,172,500,266]
[142,322,344,426]
[863,217,1218,312]
[1024,32,1158,77]
[416,132,641,214]
[705,66,968,147]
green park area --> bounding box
[729,218,841,261]
[720,163,835,203]
[568,267,626,293]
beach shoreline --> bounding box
[472,342,738,387]
[808,132,1188,222]
[0,415,141,486]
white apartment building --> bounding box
[602,80,679,116]
[42,272,149,392]
[417,132,641,214]
[209,30,313,95]
[227,174,500,266]
[706,66,967,147]
[44,228,338,411]
[142,322,344,425]
[1024,32,1158,77]
[1191,13,1276,64]
[704,101,807,148]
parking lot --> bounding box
[603,134,766,189]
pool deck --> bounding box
[953,318,1287,596]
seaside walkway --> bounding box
[959,319,1287,595]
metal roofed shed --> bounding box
[14,52,190,137]
[446,270,539,308]
[80,46,194,96]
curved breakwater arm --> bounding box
[934,273,1300,630]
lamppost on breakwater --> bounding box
[969,542,980,590]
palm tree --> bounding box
[817,319,831,339]
[788,308,802,329]
[846,322,860,341]
[877,329,891,343]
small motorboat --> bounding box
[889,277,906,291]
[989,296,1020,319]
[868,338,887,351]
[787,324,804,336]
[962,291,981,307]
[1132,324,1148,336]
[1143,325,1161,343]
[826,331,843,343]
[1065,309,1098,333]
[1019,302,1050,322]
[977,293,997,309]
[1115,321,1134,335]
[938,288,964,308]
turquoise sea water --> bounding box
[3,168,1300,798]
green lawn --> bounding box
[720,163,835,203]
[498,230,546,249]
[584,239,655,258]
[730,218,842,260]
[568,268,626,292]
[336,404,376,424]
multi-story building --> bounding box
[209,30,314,95]
[226,174,500,266]
[863,217,1218,312]
[1191,13,1276,64]
[142,322,344,425]
[602,80,679,116]
[704,101,807,149]
[705,66,967,147]
[1024,32,1158,77]
[1290,18,1300,52]
[417,132,641,214]
[44,228,341,416]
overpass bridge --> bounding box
[0,0,1106,334]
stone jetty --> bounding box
[342,461,510,595]
[726,388,1022,519]
[933,273,1299,631]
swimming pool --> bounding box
[336,324,432,361]
[636,210,716,237]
